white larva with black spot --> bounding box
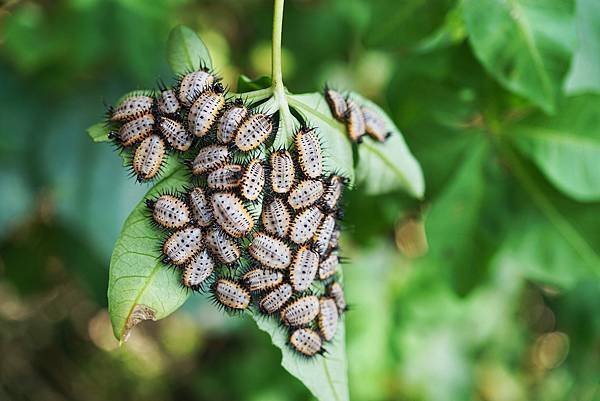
[188,89,225,138]
[205,227,240,264]
[178,70,215,107]
[259,283,292,314]
[314,214,336,255]
[329,228,341,251]
[318,252,339,280]
[322,175,343,211]
[290,328,322,356]
[295,128,323,179]
[211,192,254,238]
[281,295,320,327]
[214,279,250,310]
[157,89,180,115]
[111,95,154,122]
[318,298,339,341]
[324,87,348,122]
[261,198,291,238]
[240,159,265,201]
[289,246,319,292]
[328,281,347,313]
[346,98,366,142]
[234,113,273,151]
[149,195,190,230]
[117,114,154,147]
[217,100,248,144]
[248,232,292,270]
[132,134,166,181]
[362,105,390,142]
[162,227,203,266]
[289,207,324,244]
[207,164,243,190]
[191,144,229,175]
[270,150,295,194]
[158,117,192,151]
[242,268,284,292]
[181,249,214,290]
[188,187,213,227]
[287,179,324,210]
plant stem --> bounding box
[271,0,294,145]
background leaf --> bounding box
[87,122,110,143]
[462,0,575,113]
[509,95,600,201]
[108,161,190,341]
[167,24,212,75]
[351,93,425,198]
[237,74,272,92]
[564,0,600,94]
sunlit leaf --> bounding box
[167,25,212,75]
[463,0,576,113]
[564,0,600,94]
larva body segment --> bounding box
[345,99,366,142]
[133,134,166,181]
[240,159,265,201]
[314,214,336,255]
[149,195,191,229]
[281,295,320,327]
[111,95,154,122]
[211,192,254,238]
[324,87,348,122]
[157,89,180,115]
[260,283,292,314]
[328,281,347,313]
[261,198,291,238]
[191,144,229,175]
[318,298,339,341]
[361,105,390,142]
[248,232,292,270]
[295,128,323,179]
[158,117,192,151]
[118,114,154,147]
[162,227,203,266]
[290,246,319,292]
[270,150,295,194]
[289,207,324,244]
[287,179,324,210]
[217,102,248,144]
[214,279,251,310]
[178,70,215,107]
[234,113,273,151]
[329,228,341,251]
[182,249,214,290]
[242,268,284,292]
[188,187,213,227]
[205,227,240,264]
[318,252,339,280]
[290,328,322,356]
[322,175,343,211]
[207,164,243,190]
[188,90,225,138]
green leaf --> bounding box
[287,93,355,184]
[352,94,425,198]
[509,95,600,201]
[166,25,212,75]
[254,314,349,401]
[108,160,190,342]
[87,122,110,143]
[462,0,576,113]
[237,74,272,93]
[564,0,600,94]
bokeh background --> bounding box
[1,0,599,400]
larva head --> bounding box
[289,328,323,357]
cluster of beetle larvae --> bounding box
[106,65,391,357]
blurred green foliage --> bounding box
[0,1,598,401]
